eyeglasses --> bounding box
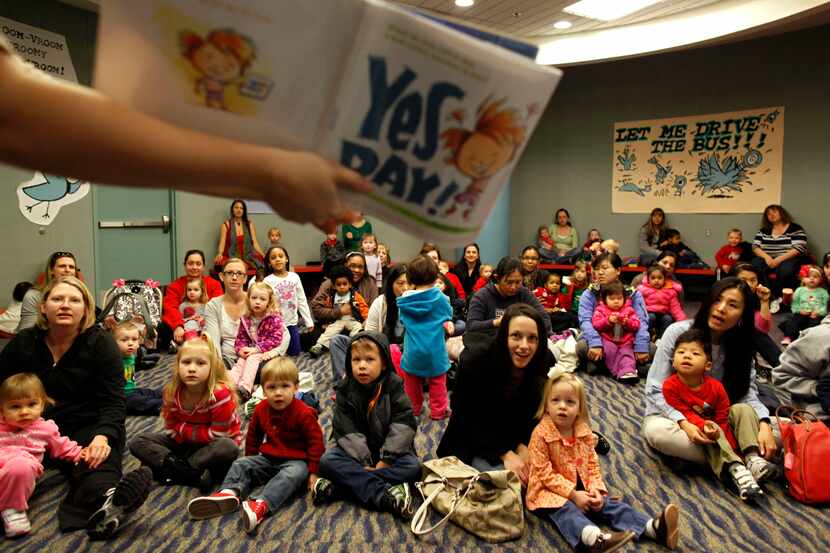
[522,256,540,261]
[223,271,246,279]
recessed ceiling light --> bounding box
[553,20,573,30]
[564,0,663,22]
[455,0,474,7]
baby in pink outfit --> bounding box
[0,373,86,537]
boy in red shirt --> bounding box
[714,229,751,275]
[187,358,324,533]
[662,329,776,501]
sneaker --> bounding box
[587,530,636,552]
[593,431,611,456]
[729,463,763,501]
[619,372,639,384]
[746,455,779,484]
[86,467,152,540]
[770,298,781,314]
[2,509,31,538]
[653,503,680,550]
[380,483,414,520]
[241,499,268,533]
[309,344,324,358]
[311,477,335,506]
[187,490,239,520]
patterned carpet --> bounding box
[5,352,829,552]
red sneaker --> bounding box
[187,491,239,520]
[242,499,268,533]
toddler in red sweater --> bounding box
[188,357,324,532]
[661,329,776,501]
[714,229,751,276]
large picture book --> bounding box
[95,0,562,245]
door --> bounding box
[94,185,176,300]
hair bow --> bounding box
[112,278,126,287]
[144,279,160,289]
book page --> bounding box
[94,0,365,150]
[319,0,562,246]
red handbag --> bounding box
[775,406,830,504]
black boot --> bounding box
[163,456,213,492]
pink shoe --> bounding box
[242,499,268,533]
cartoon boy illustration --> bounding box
[180,29,256,111]
[441,97,525,219]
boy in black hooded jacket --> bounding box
[312,331,420,519]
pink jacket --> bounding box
[0,418,83,465]
[591,301,640,345]
[638,282,687,322]
[234,312,284,355]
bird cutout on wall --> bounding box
[16,171,90,225]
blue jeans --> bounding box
[286,325,301,356]
[318,446,421,508]
[125,387,163,416]
[221,455,308,512]
[540,497,649,549]
[329,334,351,382]
[648,312,674,339]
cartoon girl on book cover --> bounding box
[441,97,525,219]
[179,29,256,111]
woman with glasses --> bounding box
[204,258,249,368]
[519,245,549,290]
[158,249,223,351]
[17,251,81,332]
[467,256,551,335]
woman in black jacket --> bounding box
[437,303,553,488]
[0,276,151,539]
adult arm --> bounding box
[639,227,660,257]
[630,291,651,353]
[773,324,830,400]
[90,330,127,445]
[0,45,369,233]
[578,289,602,348]
[644,321,690,421]
[310,280,340,323]
[203,298,223,351]
[215,222,227,264]
[15,288,41,332]
[466,290,497,331]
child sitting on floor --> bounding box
[397,255,454,420]
[537,225,558,262]
[187,357,324,533]
[535,272,576,332]
[714,229,752,276]
[0,373,88,538]
[112,321,163,416]
[527,371,679,551]
[591,281,641,382]
[313,332,420,520]
[661,229,708,269]
[582,229,603,261]
[569,261,590,320]
[472,263,494,293]
[637,265,686,340]
[129,337,241,491]
[180,278,208,341]
[781,264,829,346]
[662,329,778,501]
[733,263,780,368]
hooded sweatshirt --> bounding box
[397,286,453,378]
[331,332,417,465]
[773,315,830,421]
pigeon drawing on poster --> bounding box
[17,172,90,225]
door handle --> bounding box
[98,215,171,233]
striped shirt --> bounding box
[753,222,807,257]
[163,384,241,445]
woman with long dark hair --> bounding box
[750,203,811,298]
[213,199,265,273]
[643,277,777,466]
[639,207,668,266]
[451,243,482,298]
[437,303,553,487]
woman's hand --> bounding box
[587,347,604,362]
[756,284,771,303]
[679,420,714,445]
[569,489,593,513]
[492,317,502,328]
[767,256,781,269]
[757,422,777,460]
[173,326,185,343]
[213,254,223,265]
[635,352,650,364]
[502,451,529,487]
[84,435,112,469]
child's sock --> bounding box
[643,517,657,539]
[581,525,602,546]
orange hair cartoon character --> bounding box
[441,97,525,219]
[180,29,256,111]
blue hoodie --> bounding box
[397,286,453,378]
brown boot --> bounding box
[587,530,636,552]
[654,503,680,550]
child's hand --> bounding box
[703,420,720,440]
[679,420,714,445]
[308,473,319,491]
[721,265,730,273]
[78,448,90,465]
[570,490,593,513]
[339,304,352,317]
[444,321,455,336]
[587,489,604,511]
[811,311,819,319]
[365,460,390,472]
[608,314,619,324]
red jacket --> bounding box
[245,397,325,473]
[444,272,466,301]
[472,277,488,293]
[163,384,241,445]
[715,244,743,270]
[662,374,737,450]
[638,282,686,322]
[162,275,223,329]
[591,302,639,345]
